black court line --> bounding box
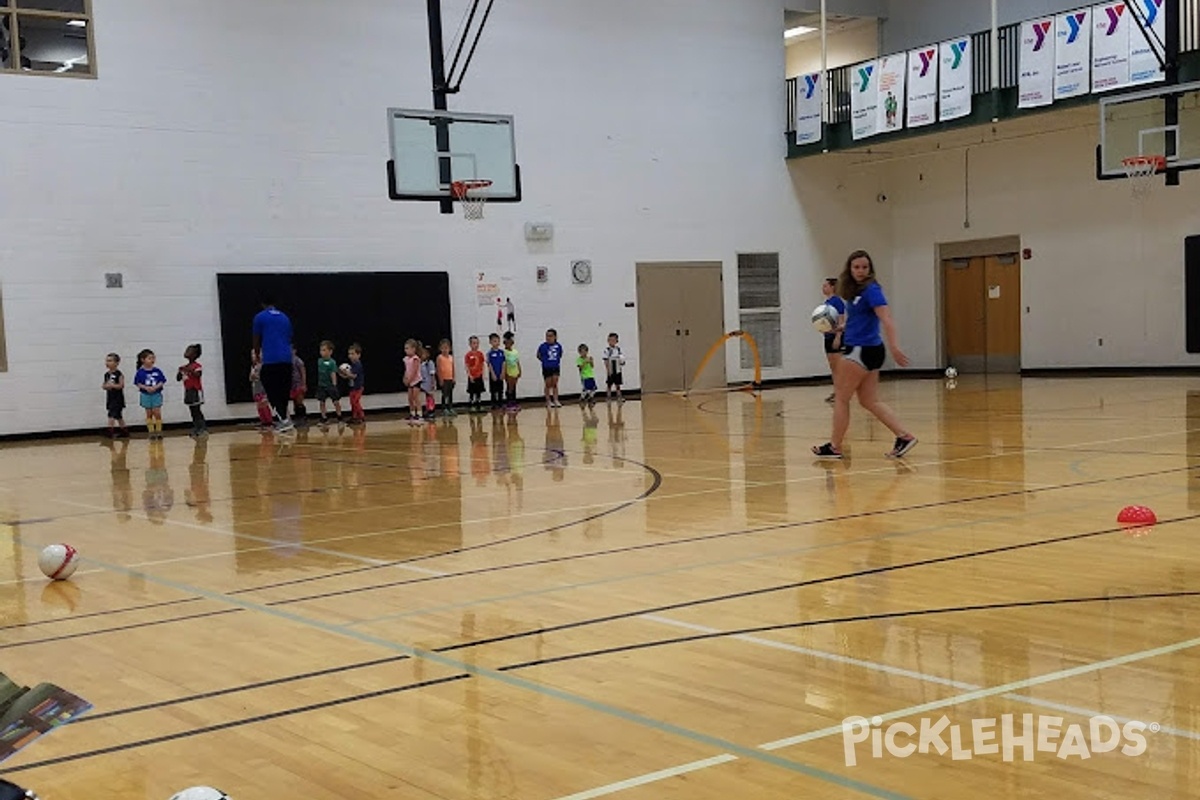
[229,456,664,597]
[0,609,240,650]
[0,597,204,632]
[9,589,1198,770]
[497,590,1200,671]
[1,673,469,774]
[77,654,410,722]
[434,513,1200,655]
[253,462,1200,607]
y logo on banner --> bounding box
[1104,3,1125,35]
[1032,21,1052,51]
[857,64,874,91]
[917,49,936,77]
[803,74,819,100]
[949,40,968,69]
[1143,0,1163,27]
[1065,13,1087,43]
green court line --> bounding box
[6,537,912,800]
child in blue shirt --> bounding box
[134,348,168,440]
[486,333,507,410]
[536,328,564,408]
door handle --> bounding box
[676,329,681,336]
[685,329,690,336]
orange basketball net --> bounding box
[450,179,492,220]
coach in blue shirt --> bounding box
[252,294,294,431]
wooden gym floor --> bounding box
[2,375,1199,800]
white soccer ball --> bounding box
[339,363,352,375]
[38,544,79,581]
[169,788,230,800]
[944,366,958,379]
[811,303,839,334]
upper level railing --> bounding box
[787,2,1200,136]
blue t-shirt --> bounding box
[537,342,563,368]
[823,295,846,343]
[252,307,293,365]
[348,360,364,391]
[134,367,167,393]
[843,282,887,347]
[487,348,506,380]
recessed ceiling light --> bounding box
[66,19,86,27]
[785,25,816,39]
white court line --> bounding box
[555,630,1200,799]
[641,615,1200,741]
[53,498,446,576]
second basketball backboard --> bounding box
[386,108,521,203]
[1098,81,1200,180]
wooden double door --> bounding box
[636,262,726,394]
[942,253,1022,374]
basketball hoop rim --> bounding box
[1121,154,1167,173]
[450,179,494,199]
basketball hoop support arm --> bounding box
[1165,0,1181,185]
[426,0,455,213]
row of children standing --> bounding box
[103,345,208,439]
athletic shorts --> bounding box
[582,377,597,392]
[139,391,164,410]
[842,344,886,372]
[184,387,204,406]
[316,385,339,402]
[823,334,842,355]
[106,398,125,420]
[542,367,561,379]
[489,378,504,394]
[606,371,623,388]
[468,377,485,395]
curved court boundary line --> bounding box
[498,590,1200,671]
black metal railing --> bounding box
[787,9,1200,136]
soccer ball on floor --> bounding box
[811,303,840,334]
[168,788,230,800]
[944,366,958,379]
[38,544,79,581]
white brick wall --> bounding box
[0,0,836,436]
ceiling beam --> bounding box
[782,0,886,19]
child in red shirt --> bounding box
[177,343,208,438]
[463,335,486,413]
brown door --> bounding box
[983,253,1022,373]
[680,266,726,392]
[942,257,986,374]
[636,265,686,393]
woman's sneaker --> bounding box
[812,443,843,459]
[887,436,918,458]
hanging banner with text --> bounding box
[939,38,972,121]
[851,60,879,140]
[1055,8,1092,99]
[1129,0,1166,85]
[1019,18,1055,108]
[1092,1,1131,91]
[794,72,823,146]
[906,46,938,128]
[876,54,906,134]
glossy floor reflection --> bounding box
[1,376,1199,799]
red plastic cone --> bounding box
[1117,505,1157,526]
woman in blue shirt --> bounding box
[813,250,917,459]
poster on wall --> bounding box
[794,72,823,146]
[876,54,906,133]
[1018,18,1055,108]
[1129,0,1166,85]
[850,60,879,140]
[906,46,938,128]
[1092,1,1131,91]
[939,38,972,121]
[1055,8,1092,99]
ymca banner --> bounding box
[794,72,823,146]
[1092,1,1130,92]
[1055,8,1091,99]
[876,54,906,134]
[1129,0,1166,85]
[851,60,879,140]
[1018,18,1055,108]
[939,38,972,121]
[906,46,938,128]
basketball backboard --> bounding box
[1097,81,1200,180]
[386,108,521,203]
